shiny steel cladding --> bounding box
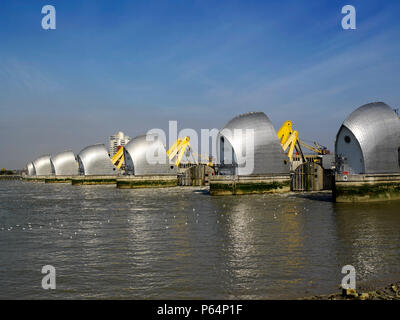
[124,134,176,175]
[217,112,290,175]
[32,155,52,176]
[77,144,117,176]
[50,151,79,176]
[26,162,35,176]
[335,102,400,174]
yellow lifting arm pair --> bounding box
[111,147,125,170]
[277,121,299,162]
[166,136,191,167]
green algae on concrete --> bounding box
[116,175,178,189]
[23,176,48,182]
[71,176,117,185]
[235,181,290,195]
[0,175,22,180]
[24,176,75,183]
[45,176,74,183]
[210,175,290,196]
[334,173,400,202]
[209,181,236,196]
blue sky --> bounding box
[0,0,399,169]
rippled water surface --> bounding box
[1,180,400,299]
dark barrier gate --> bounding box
[291,162,332,191]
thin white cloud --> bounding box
[0,57,61,94]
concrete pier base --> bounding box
[116,175,178,189]
[209,174,291,196]
[45,176,75,183]
[71,176,117,185]
[23,176,48,182]
[334,173,400,202]
[0,175,22,180]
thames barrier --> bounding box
[22,102,400,203]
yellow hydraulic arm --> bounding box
[299,140,328,155]
[278,120,328,162]
[299,141,321,154]
[190,151,214,167]
[277,121,294,147]
[111,146,125,170]
[166,136,192,166]
[277,121,301,161]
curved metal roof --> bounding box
[50,151,79,176]
[32,155,53,176]
[26,162,36,176]
[77,144,117,176]
[217,112,289,175]
[336,102,400,173]
[124,134,176,175]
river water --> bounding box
[0,180,399,299]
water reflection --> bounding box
[1,181,400,299]
[211,195,313,298]
[333,201,400,286]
